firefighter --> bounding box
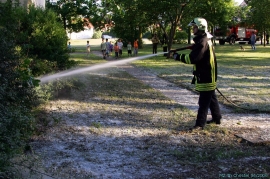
[171,17,222,131]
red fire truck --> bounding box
[214,24,260,45]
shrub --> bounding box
[28,6,76,70]
[0,2,63,176]
[0,26,38,174]
[7,5,77,75]
[92,30,102,39]
[174,30,188,44]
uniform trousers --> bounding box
[195,90,221,127]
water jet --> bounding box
[40,52,166,83]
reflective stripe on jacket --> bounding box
[180,34,217,91]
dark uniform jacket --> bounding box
[176,33,217,92]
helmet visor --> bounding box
[188,19,196,27]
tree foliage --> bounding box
[46,0,237,51]
[189,0,236,27]
[247,0,270,45]
[150,0,193,51]
[46,0,89,32]
[109,0,149,47]
[99,0,236,51]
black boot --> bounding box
[206,119,221,124]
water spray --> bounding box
[39,52,166,83]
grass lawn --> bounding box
[131,43,270,113]
[68,41,270,112]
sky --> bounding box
[235,0,243,5]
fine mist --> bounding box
[39,52,166,83]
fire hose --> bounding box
[169,46,266,113]
[169,45,194,52]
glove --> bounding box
[173,53,180,61]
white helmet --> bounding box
[188,17,208,32]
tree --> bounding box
[91,0,114,30]
[99,0,149,48]
[131,0,236,54]
[101,0,193,49]
[46,0,89,33]
[186,0,236,45]
[47,0,237,51]
[247,0,270,46]
[190,0,236,32]
[153,0,192,53]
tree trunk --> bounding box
[139,26,143,49]
[63,16,67,30]
[263,30,266,47]
[165,21,177,58]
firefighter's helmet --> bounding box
[188,17,208,32]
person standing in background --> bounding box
[250,31,256,50]
[105,39,111,57]
[67,42,71,53]
[127,42,132,57]
[117,39,123,57]
[133,39,138,56]
[114,42,119,59]
[101,39,107,59]
[86,40,90,57]
[151,34,159,54]
[109,41,114,56]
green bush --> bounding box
[36,78,85,102]
[92,30,102,39]
[30,6,76,70]
[8,5,77,75]
[174,30,188,44]
[0,2,75,176]
[0,26,37,174]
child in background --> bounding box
[117,39,123,57]
[67,42,71,53]
[114,43,119,59]
[101,39,106,59]
[105,39,111,57]
[86,41,90,57]
[109,41,113,56]
[127,42,132,57]
[133,39,138,56]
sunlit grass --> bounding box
[65,41,270,111]
[68,49,107,67]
